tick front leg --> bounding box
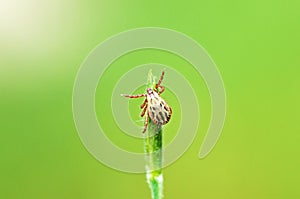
[157,85,165,95]
[156,70,165,89]
[142,113,149,133]
[121,93,146,98]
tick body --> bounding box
[121,70,172,133]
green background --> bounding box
[1,0,299,198]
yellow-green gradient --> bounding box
[1,1,299,199]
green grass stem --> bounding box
[144,70,163,199]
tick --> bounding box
[121,70,172,133]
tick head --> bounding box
[147,88,153,95]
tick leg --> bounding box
[121,93,146,98]
[157,85,165,95]
[142,113,149,133]
[140,99,147,109]
[140,104,147,117]
[156,70,165,89]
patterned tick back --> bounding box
[147,89,172,125]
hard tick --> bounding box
[121,70,172,133]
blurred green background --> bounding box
[1,0,300,198]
